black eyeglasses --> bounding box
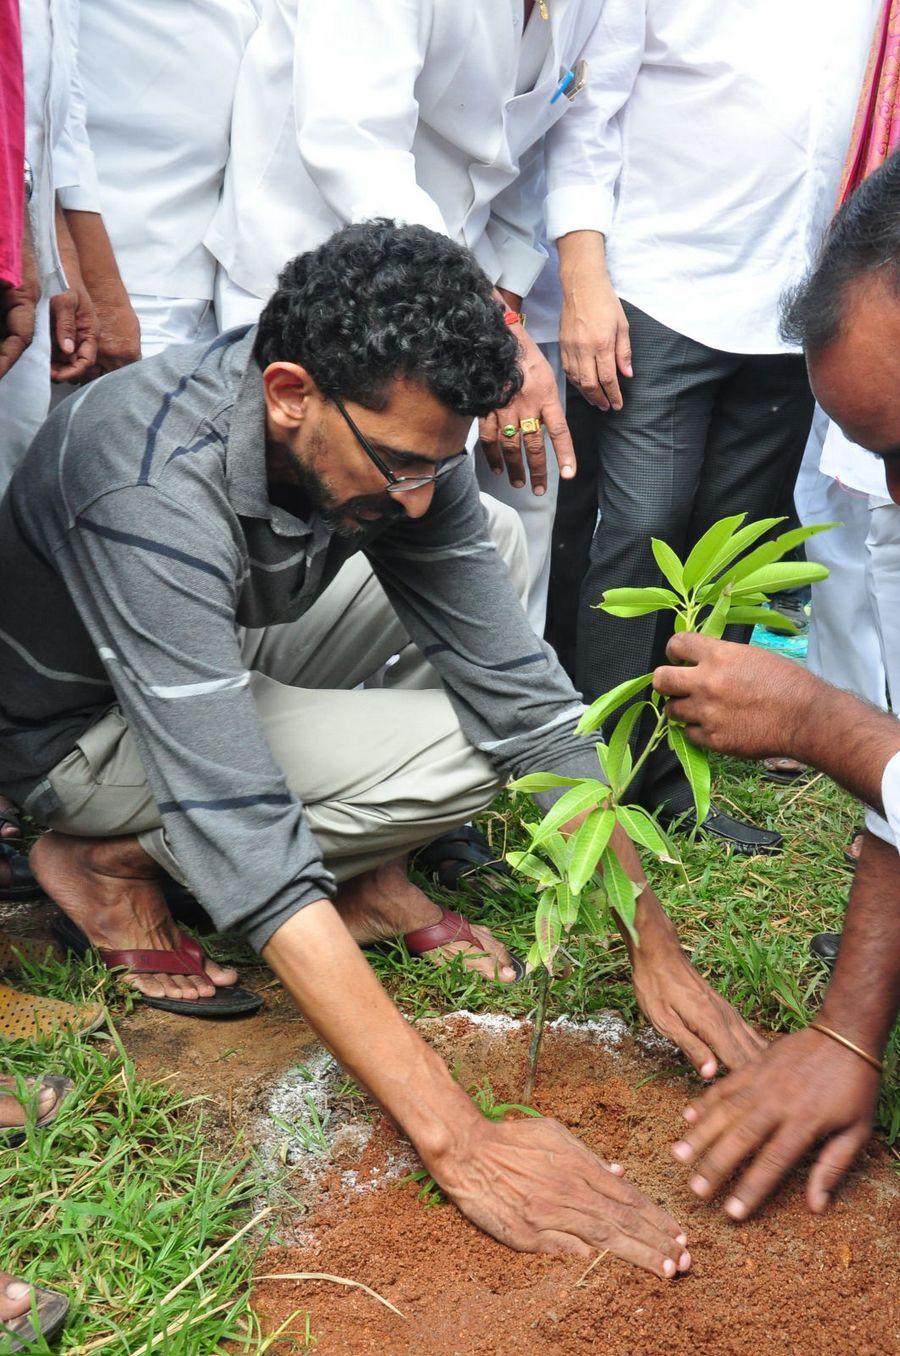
[333,397,468,494]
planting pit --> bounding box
[251,1011,899,1355]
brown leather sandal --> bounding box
[403,908,525,981]
[52,912,263,1018]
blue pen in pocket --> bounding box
[551,59,587,104]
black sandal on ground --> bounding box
[843,826,864,868]
[760,757,811,786]
[0,844,42,902]
[411,825,512,892]
[657,804,783,856]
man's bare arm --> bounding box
[654,633,900,809]
[672,832,898,1217]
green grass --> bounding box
[0,1025,304,1354]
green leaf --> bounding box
[534,889,562,969]
[528,780,607,848]
[580,889,608,936]
[766,521,840,555]
[567,808,617,894]
[615,805,679,863]
[605,700,648,791]
[667,724,711,822]
[505,850,560,888]
[576,673,654,735]
[699,587,732,638]
[556,879,581,930]
[526,939,543,971]
[731,562,829,596]
[725,605,798,634]
[600,848,641,944]
[599,586,681,618]
[699,516,786,585]
[651,538,686,593]
[681,514,747,589]
[508,772,582,794]
[538,829,573,878]
[709,537,788,590]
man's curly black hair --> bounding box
[253,219,523,415]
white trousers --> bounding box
[0,295,50,496]
[795,415,887,708]
[475,340,562,634]
[131,295,217,359]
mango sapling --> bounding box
[508,513,834,1098]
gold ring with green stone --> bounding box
[501,424,517,439]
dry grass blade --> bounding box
[157,1206,274,1308]
[252,1271,407,1319]
[573,1248,609,1288]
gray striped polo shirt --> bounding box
[0,327,598,949]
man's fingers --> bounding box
[595,355,623,411]
[652,665,695,699]
[807,1124,871,1214]
[723,1125,819,1220]
[661,1013,718,1079]
[542,400,576,480]
[615,324,633,380]
[51,290,77,357]
[673,1097,740,1166]
[478,413,505,475]
[687,1109,779,1202]
[497,425,526,488]
[520,426,547,496]
[664,632,711,665]
[577,1155,683,1241]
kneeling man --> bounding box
[0,222,760,1273]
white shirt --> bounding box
[544,0,882,354]
[819,421,890,499]
[21,0,100,289]
[70,0,256,301]
[206,0,614,304]
[866,751,900,855]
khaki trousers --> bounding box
[43,497,527,888]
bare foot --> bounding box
[0,794,22,839]
[0,1077,58,1128]
[846,830,865,865]
[0,1272,32,1324]
[336,858,518,983]
[30,833,238,1003]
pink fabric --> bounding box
[0,0,25,286]
[839,0,900,204]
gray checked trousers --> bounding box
[546,300,815,813]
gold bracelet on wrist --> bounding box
[808,1022,884,1074]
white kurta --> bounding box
[206,0,614,305]
[0,0,99,488]
[73,0,256,305]
[541,0,882,354]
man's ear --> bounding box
[262,362,319,433]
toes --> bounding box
[0,1279,31,1321]
[36,1085,59,1117]
[204,959,238,988]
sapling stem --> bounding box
[523,966,551,1103]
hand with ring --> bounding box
[480,323,576,496]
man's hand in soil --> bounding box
[671,1028,879,1218]
[653,634,900,808]
[479,289,576,496]
[263,899,690,1280]
[438,1114,692,1279]
[597,825,765,1077]
[673,831,900,1217]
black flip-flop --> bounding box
[658,804,783,856]
[0,1075,74,1149]
[0,806,24,839]
[412,825,513,892]
[0,844,42,903]
[51,912,263,1019]
[1,1285,69,1352]
[760,758,811,786]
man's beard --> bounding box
[283,425,406,538]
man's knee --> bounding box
[479,493,529,604]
